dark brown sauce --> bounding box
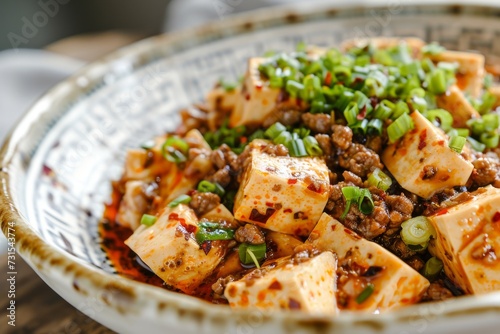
[99,184,227,304]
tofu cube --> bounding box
[224,252,338,315]
[428,185,500,294]
[125,204,227,294]
[233,146,330,236]
[229,58,281,127]
[206,86,241,113]
[382,111,474,199]
[436,85,480,128]
[425,50,485,97]
[307,213,429,312]
[116,180,148,230]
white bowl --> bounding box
[2,1,500,333]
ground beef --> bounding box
[385,194,414,228]
[234,224,265,244]
[422,281,454,301]
[189,192,220,216]
[405,256,425,272]
[338,143,384,178]
[342,204,388,240]
[262,143,289,156]
[331,125,353,150]
[365,135,384,154]
[210,144,240,172]
[471,156,500,187]
[208,166,232,187]
[212,275,236,296]
[422,165,438,180]
[315,134,333,156]
[378,236,416,259]
[301,113,331,133]
[342,171,363,187]
[263,107,303,127]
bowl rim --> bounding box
[2,0,500,332]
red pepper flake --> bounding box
[168,213,179,220]
[245,93,250,100]
[324,71,332,86]
[493,211,500,223]
[436,208,449,216]
[331,224,337,231]
[418,129,427,150]
[240,136,248,144]
[307,182,322,193]
[344,228,361,240]
[200,241,212,255]
[255,83,263,90]
[268,280,282,290]
[437,140,445,146]
[288,298,301,310]
[288,178,298,185]
[249,208,276,224]
[265,202,274,207]
[357,106,367,120]
[180,221,196,233]
[284,208,292,213]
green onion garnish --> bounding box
[168,194,192,208]
[286,80,305,97]
[425,109,454,132]
[367,118,384,136]
[287,138,308,157]
[344,101,359,126]
[400,216,436,250]
[264,122,287,140]
[162,137,190,164]
[387,113,414,143]
[373,100,394,120]
[423,257,444,281]
[340,186,374,219]
[238,243,266,268]
[367,168,392,191]
[274,131,293,146]
[140,214,157,226]
[358,189,375,215]
[449,135,466,153]
[303,136,323,156]
[195,222,235,244]
[467,136,486,152]
[478,92,496,115]
[356,283,375,304]
[197,180,225,197]
[480,132,500,148]
[219,79,237,92]
[140,140,155,150]
[422,42,445,55]
[426,68,447,95]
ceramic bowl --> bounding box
[2,1,500,333]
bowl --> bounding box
[2,1,500,333]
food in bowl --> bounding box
[100,37,500,315]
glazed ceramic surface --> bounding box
[2,1,500,333]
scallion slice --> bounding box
[239,243,266,268]
[387,113,414,143]
[264,122,287,140]
[480,132,500,148]
[367,168,392,191]
[400,216,436,250]
[367,119,383,135]
[303,136,323,156]
[449,135,467,153]
[423,257,444,280]
[195,223,235,244]
[344,101,359,126]
[358,189,375,215]
[162,137,190,163]
[140,214,157,226]
[197,180,225,197]
[356,283,375,304]
[427,68,447,95]
[425,109,454,132]
[168,194,192,208]
[287,138,308,157]
[467,136,486,152]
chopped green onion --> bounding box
[400,216,436,250]
[222,189,237,212]
[168,194,192,208]
[422,42,445,55]
[484,73,493,90]
[303,136,323,156]
[219,79,237,92]
[480,132,500,148]
[373,100,394,120]
[387,113,414,143]
[140,140,155,150]
[358,189,375,215]
[334,65,351,82]
[356,283,375,304]
[351,119,369,135]
[140,214,157,226]
[162,137,189,163]
[367,119,383,135]
[391,101,410,120]
[423,257,444,281]
[478,92,497,115]
[287,138,308,157]
[425,109,453,132]
[264,122,287,140]
[367,168,392,191]
[427,68,447,95]
[449,135,466,153]
[467,136,486,152]
[195,223,235,244]
[248,129,265,142]
[341,186,363,219]
[296,41,307,52]
[344,102,359,126]
[239,243,266,268]
[482,113,500,131]
[197,180,225,196]
[293,127,311,139]
[274,131,293,146]
[447,128,470,138]
[286,80,304,97]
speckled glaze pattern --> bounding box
[2,1,500,333]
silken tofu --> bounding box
[428,186,500,294]
[224,251,338,315]
[229,58,281,127]
[307,213,429,312]
[233,145,330,236]
[436,85,480,128]
[382,111,474,199]
[116,180,148,230]
[125,204,227,294]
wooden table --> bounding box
[1,255,115,334]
